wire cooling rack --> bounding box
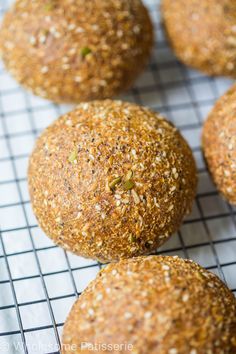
[0,0,236,353]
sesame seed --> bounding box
[29,36,36,45]
[168,204,174,212]
[124,312,133,319]
[77,212,82,219]
[117,30,123,37]
[169,349,178,354]
[190,350,197,354]
[75,27,84,33]
[133,25,140,34]
[88,308,94,316]
[182,293,189,302]
[95,204,101,211]
[96,294,103,301]
[144,311,152,319]
[65,119,72,126]
[208,282,214,288]
[41,66,49,74]
[162,264,170,270]
[39,35,47,44]
[131,189,140,204]
[68,23,76,30]
[224,170,230,177]
[74,76,82,83]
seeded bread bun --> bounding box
[28,100,197,262]
[62,255,236,354]
[162,0,236,78]
[0,0,153,103]
[202,85,236,205]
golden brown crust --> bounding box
[28,100,197,262]
[162,0,236,78]
[62,255,236,354]
[0,0,153,103]
[202,84,236,205]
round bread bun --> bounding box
[162,0,236,78]
[0,0,153,103]
[28,100,197,262]
[62,255,236,354]
[202,85,236,205]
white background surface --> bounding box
[0,0,236,353]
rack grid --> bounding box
[0,0,235,353]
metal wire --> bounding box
[0,0,235,353]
